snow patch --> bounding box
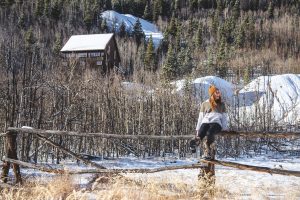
[101,10,163,47]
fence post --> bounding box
[198,139,215,196]
[1,130,22,184]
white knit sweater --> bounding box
[195,100,228,131]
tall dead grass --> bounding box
[1,172,300,200]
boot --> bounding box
[209,143,216,159]
[189,137,201,153]
[202,142,215,160]
[202,141,210,160]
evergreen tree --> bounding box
[246,15,255,43]
[51,0,61,21]
[35,0,44,17]
[177,48,185,74]
[44,0,50,17]
[112,0,122,12]
[101,19,108,32]
[143,2,152,21]
[211,11,219,36]
[168,14,177,37]
[235,22,245,48]
[196,22,203,48]
[118,21,126,38]
[243,66,250,85]
[175,0,180,10]
[223,17,236,43]
[162,44,177,80]
[216,0,224,16]
[132,18,145,46]
[175,29,181,51]
[144,35,155,71]
[153,0,162,21]
[216,36,228,77]
[25,28,36,51]
[232,0,240,21]
[84,12,93,32]
[206,47,215,71]
[267,1,274,19]
[83,1,93,32]
[190,0,198,13]
[18,12,25,29]
[53,34,62,55]
[181,47,194,74]
[105,0,112,10]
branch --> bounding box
[200,159,300,177]
[34,133,106,169]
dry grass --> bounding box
[1,171,300,200]
[0,176,78,200]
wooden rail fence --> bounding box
[1,127,300,186]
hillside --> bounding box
[101,10,163,46]
[173,74,300,129]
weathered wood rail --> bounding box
[1,127,300,186]
[200,159,300,177]
[4,127,300,139]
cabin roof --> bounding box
[60,33,114,52]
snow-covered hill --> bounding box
[173,74,300,128]
[173,76,235,105]
[101,10,163,46]
[238,74,300,125]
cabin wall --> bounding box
[105,38,120,70]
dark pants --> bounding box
[198,123,222,146]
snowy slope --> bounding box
[173,76,234,105]
[238,74,300,124]
[101,10,163,46]
[173,74,300,127]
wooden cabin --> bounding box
[60,33,120,72]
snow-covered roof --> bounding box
[60,33,114,52]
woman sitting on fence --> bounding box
[190,85,228,160]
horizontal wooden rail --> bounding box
[4,158,300,178]
[201,159,300,178]
[3,158,65,174]
[5,127,300,139]
[4,158,204,174]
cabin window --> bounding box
[77,53,87,58]
[90,52,101,57]
[66,53,75,58]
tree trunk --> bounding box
[1,131,22,184]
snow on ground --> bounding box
[101,10,163,47]
[4,155,299,198]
